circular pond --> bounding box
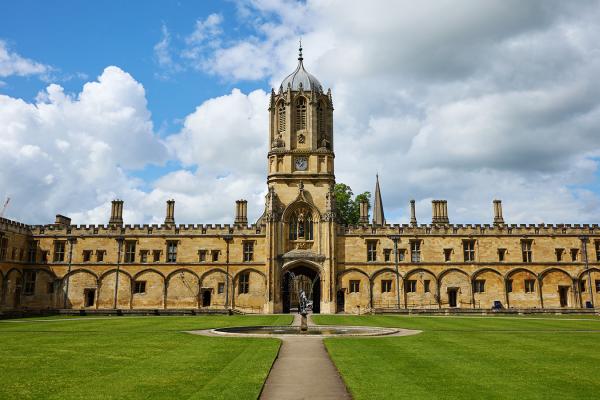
[211,325,400,337]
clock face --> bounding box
[295,157,308,171]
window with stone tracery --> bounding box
[288,208,313,241]
[278,102,286,132]
[295,97,306,130]
[317,101,325,138]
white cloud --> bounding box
[0,66,167,223]
[153,24,181,75]
[0,40,51,78]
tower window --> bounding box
[166,241,177,263]
[243,242,254,262]
[522,240,533,263]
[555,248,564,262]
[317,101,326,140]
[367,241,377,262]
[23,271,36,295]
[28,241,37,263]
[124,241,136,263]
[410,240,421,263]
[295,97,306,130]
[570,248,579,261]
[405,280,417,293]
[525,279,536,293]
[444,248,452,262]
[239,273,250,294]
[288,208,313,240]
[498,248,506,262]
[381,280,392,293]
[463,240,476,262]
[278,102,286,132]
[53,241,66,262]
[473,280,485,293]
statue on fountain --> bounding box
[299,290,309,332]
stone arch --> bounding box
[97,269,132,309]
[166,269,200,309]
[199,268,231,309]
[337,268,371,313]
[20,269,56,308]
[233,268,267,312]
[282,259,323,274]
[506,268,539,308]
[370,268,402,309]
[578,268,600,307]
[60,269,98,309]
[405,268,438,309]
[438,268,471,308]
[2,268,22,309]
[471,268,505,309]
[540,267,574,308]
[131,269,165,309]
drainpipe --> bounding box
[63,238,76,309]
[114,237,124,309]
[581,236,594,308]
[223,234,233,311]
[388,235,401,309]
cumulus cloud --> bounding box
[0,66,167,223]
[178,0,600,223]
[0,40,51,78]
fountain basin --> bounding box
[210,325,400,337]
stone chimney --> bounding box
[109,199,124,227]
[235,200,248,225]
[493,199,504,225]
[164,199,175,225]
[359,198,369,224]
[431,200,449,224]
[54,214,71,227]
[409,200,417,226]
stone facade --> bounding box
[1,48,600,314]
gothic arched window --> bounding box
[288,208,313,241]
[317,101,325,138]
[278,102,286,132]
[295,97,307,131]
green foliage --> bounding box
[334,183,371,225]
[315,315,600,400]
[0,315,291,400]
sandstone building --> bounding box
[1,47,600,314]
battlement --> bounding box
[0,217,33,235]
[30,222,263,236]
[338,222,600,236]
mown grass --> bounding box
[0,315,291,400]
[314,314,600,400]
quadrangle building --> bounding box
[1,47,600,314]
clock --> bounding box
[295,157,308,171]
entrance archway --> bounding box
[282,265,320,314]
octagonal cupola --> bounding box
[280,44,323,93]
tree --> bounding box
[334,183,371,225]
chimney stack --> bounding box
[493,199,504,225]
[431,200,449,224]
[165,199,175,225]
[109,199,124,226]
[409,200,417,226]
[235,199,248,225]
[359,198,369,224]
[54,214,71,227]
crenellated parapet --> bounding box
[338,223,600,237]
[0,217,33,235]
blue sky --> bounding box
[1,1,600,225]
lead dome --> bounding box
[280,44,323,93]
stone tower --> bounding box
[264,44,337,313]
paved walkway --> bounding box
[259,314,351,400]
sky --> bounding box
[1,0,600,226]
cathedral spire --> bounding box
[372,174,386,225]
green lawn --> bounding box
[0,315,291,400]
[314,314,600,400]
